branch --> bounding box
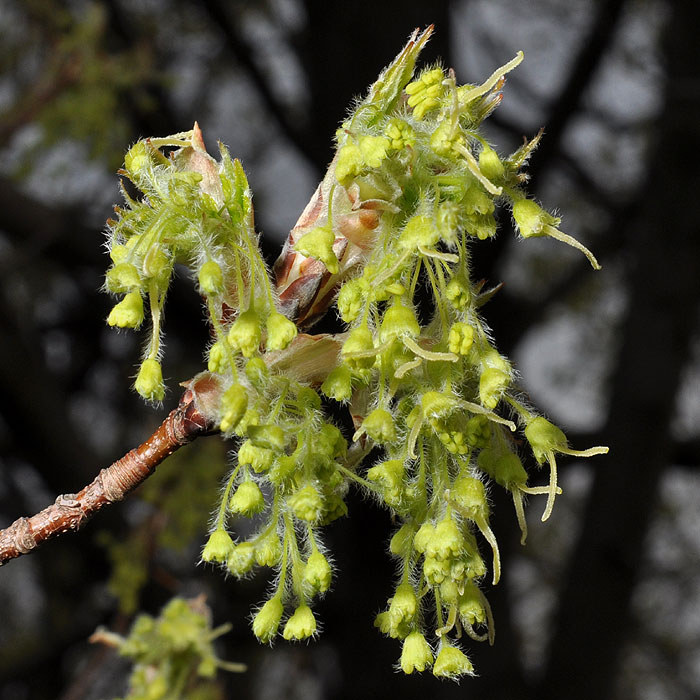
[0,379,217,566]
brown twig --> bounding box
[0,381,217,566]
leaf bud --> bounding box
[135,358,165,402]
[107,291,144,328]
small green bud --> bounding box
[228,309,262,358]
[448,322,474,355]
[445,276,471,309]
[433,644,474,678]
[266,312,298,351]
[512,198,557,238]
[385,118,416,151]
[316,423,347,459]
[201,529,234,564]
[367,459,404,504]
[229,480,265,516]
[219,384,248,433]
[400,631,433,674]
[244,357,269,387]
[227,541,256,577]
[405,68,444,120]
[341,325,376,370]
[378,302,420,343]
[462,184,494,215]
[109,243,128,264]
[235,408,260,437]
[320,493,348,524]
[524,416,568,463]
[335,143,364,184]
[358,135,391,168]
[479,367,510,409]
[106,262,141,293]
[124,141,150,176]
[388,583,418,625]
[248,424,286,451]
[399,214,440,251]
[107,291,144,328]
[238,440,274,473]
[458,582,486,626]
[303,550,332,593]
[389,523,415,557]
[142,246,171,285]
[478,145,505,181]
[451,476,489,520]
[413,522,436,554]
[135,358,165,402]
[198,260,224,295]
[426,518,465,560]
[337,279,367,323]
[255,531,282,567]
[288,484,324,522]
[477,448,527,488]
[208,341,229,374]
[430,121,464,157]
[293,226,339,274]
[252,596,284,643]
[297,386,322,411]
[423,555,449,585]
[421,391,459,418]
[465,414,490,448]
[268,454,297,485]
[361,408,396,444]
[282,604,317,641]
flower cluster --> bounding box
[105,26,607,680]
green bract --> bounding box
[104,27,609,680]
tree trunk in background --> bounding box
[538,3,700,699]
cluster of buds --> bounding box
[105,26,607,679]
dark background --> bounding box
[1,1,699,698]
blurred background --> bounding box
[1,0,699,698]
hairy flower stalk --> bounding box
[98,25,610,680]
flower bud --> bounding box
[478,145,505,182]
[448,322,474,355]
[124,141,150,176]
[367,459,404,505]
[142,246,171,285]
[400,632,433,674]
[219,384,248,433]
[406,68,444,120]
[293,226,339,274]
[512,198,557,239]
[524,416,568,463]
[335,143,364,184]
[106,262,141,293]
[244,357,269,387]
[477,448,527,488]
[227,541,255,577]
[252,596,284,643]
[465,414,490,448]
[135,358,165,402]
[283,604,317,641]
[430,121,463,157]
[445,276,471,309]
[398,214,440,251]
[426,518,464,560]
[341,325,376,370]
[388,583,418,625]
[228,309,262,358]
[321,365,353,402]
[248,424,286,451]
[207,341,229,374]
[358,135,391,168]
[237,440,274,473]
[385,118,416,151]
[389,523,415,557]
[288,484,324,523]
[337,279,367,323]
[451,476,489,520]
[303,550,332,593]
[229,480,265,516]
[413,522,436,554]
[255,531,282,567]
[458,582,486,626]
[479,367,510,409]
[361,408,397,444]
[201,528,234,564]
[378,302,420,343]
[107,291,144,328]
[433,644,474,678]
[266,312,298,351]
[198,260,224,295]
